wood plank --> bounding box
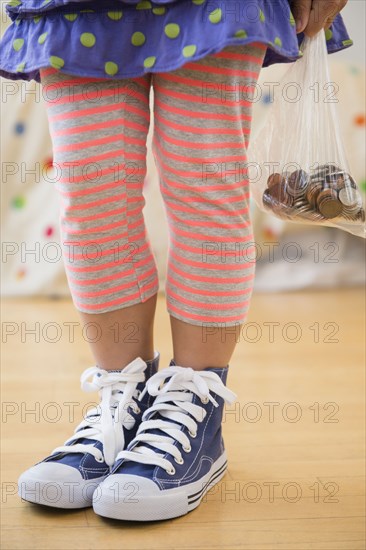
[1,290,365,550]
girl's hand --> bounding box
[291,0,348,37]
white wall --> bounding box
[337,0,365,65]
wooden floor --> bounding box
[1,289,365,550]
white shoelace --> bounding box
[115,366,237,475]
[51,357,147,468]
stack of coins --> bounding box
[263,177,294,220]
[338,187,365,221]
[262,164,365,224]
[286,170,309,200]
[306,179,323,208]
[317,188,343,218]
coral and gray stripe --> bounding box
[40,42,266,326]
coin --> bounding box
[268,182,294,208]
[306,180,323,208]
[338,188,362,207]
[311,164,338,180]
[357,208,366,222]
[267,173,282,188]
[286,169,310,199]
[347,175,357,189]
[317,189,343,219]
[326,173,346,190]
[263,189,274,210]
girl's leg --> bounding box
[19,70,162,510]
[152,44,267,369]
[93,45,268,520]
[40,68,159,369]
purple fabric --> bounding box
[1,0,353,82]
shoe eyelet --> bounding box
[133,406,141,415]
[182,445,191,453]
[201,396,209,404]
[95,456,104,463]
[135,390,141,398]
[188,430,197,438]
[174,456,184,465]
[166,466,176,476]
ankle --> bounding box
[170,357,229,371]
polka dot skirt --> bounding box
[1,0,353,82]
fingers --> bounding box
[290,0,312,33]
[324,14,337,30]
[304,0,348,37]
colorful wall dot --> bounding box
[16,268,26,280]
[14,121,25,134]
[354,114,365,126]
[43,156,53,170]
[44,226,54,238]
[12,195,26,209]
[262,93,272,104]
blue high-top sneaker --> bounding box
[93,359,237,521]
[18,351,160,509]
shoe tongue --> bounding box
[169,359,229,385]
[100,356,148,375]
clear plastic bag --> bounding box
[249,30,365,238]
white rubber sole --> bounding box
[18,463,107,509]
[93,452,228,521]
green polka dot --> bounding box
[16,62,26,72]
[289,12,296,26]
[152,7,165,14]
[234,29,247,38]
[143,56,156,68]
[105,61,119,76]
[165,23,180,39]
[41,0,52,6]
[182,44,197,58]
[131,32,146,46]
[33,15,42,23]
[259,9,265,22]
[64,13,78,21]
[80,32,96,47]
[12,39,24,51]
[136,1,152,9]
[342,39,353,47]
[7,0,21,6]
[49,56,64,69]
[209,8,222,24]
[12,195,26,208]
[325,29,333,41]
[107,11,123,20]
[192,0,206,4]
[15,19,21,26]
[274,37,282,47]
[38,32,47,44]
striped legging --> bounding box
[39,42,266,327]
